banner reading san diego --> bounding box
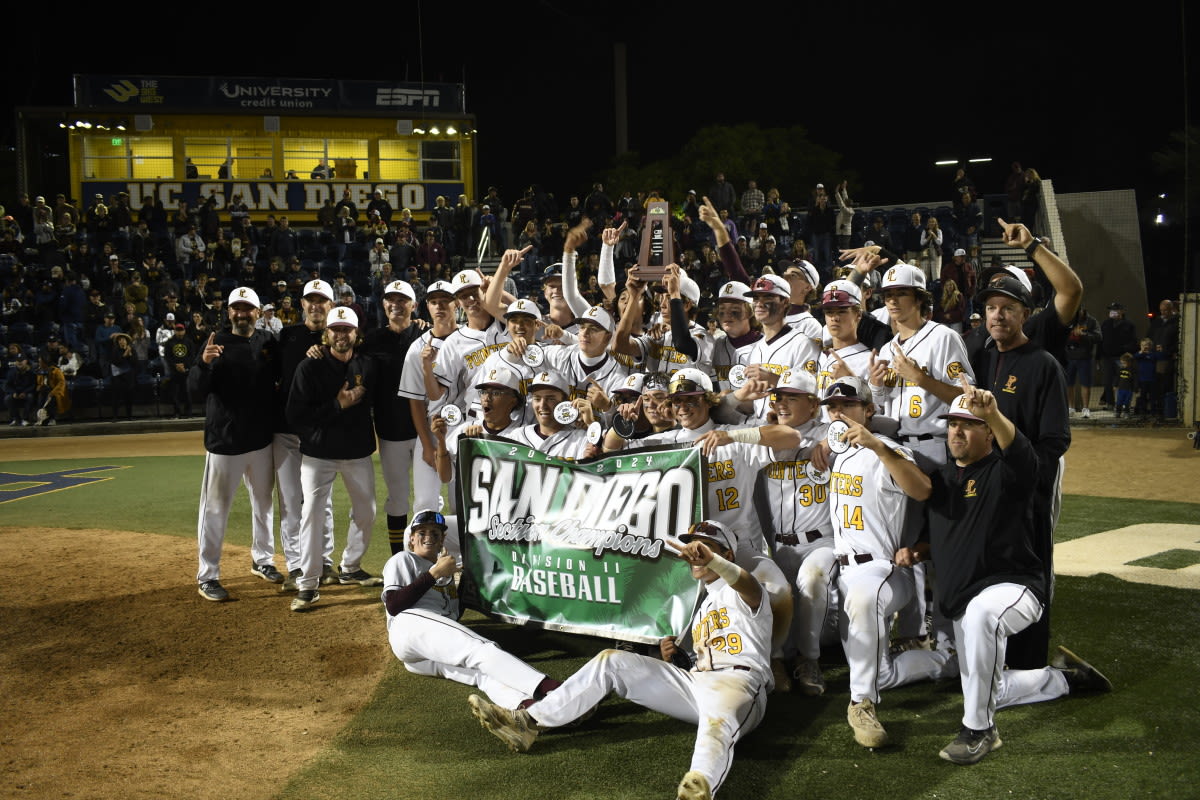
[457,440,706,644]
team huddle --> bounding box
[193,212,1110,800]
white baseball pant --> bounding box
[196,444,275,583]
[274,432,335,572]
[296,455,376,591]
[773,540,837,660]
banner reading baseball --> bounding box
[456,440,706,644]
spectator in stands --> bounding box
[953,193,983,251]
[369,238,391,276]
[4,354,36,425]
[35,354,68,426]
[257,304,283,335]
[517,221,542,279]
[952,167,977,206]
[807,190,835,273]
[277,295,300,326]
[1022,168,1043,232]
[1098,302,1137,409]
[368,190,394,224]
[919,217,944,283]
[934,279,967,333]
[270,216,299,261]
[834,181,855,250]
[417,230,447,279]
[1005,161,1025,220]
[708,172,736,215]
[903,211,925,266]
[941,249,977,311]
[1064,306,1101,418]
[740,180,765,231]
[109,333,137,420]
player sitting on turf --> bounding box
[467,520,771,800]
[381,509,560,709]
[894,384,1112,765]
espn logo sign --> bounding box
[376,88,440,108]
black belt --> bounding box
[777,530,823,546]
[836,554,874,566]
[898,433,936,442]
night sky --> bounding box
[4,3,1194,295]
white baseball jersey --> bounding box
[398,330,452,402]
[761,419,833,539]
[635,321,715,380]
[641,420,773,553]
[816,342,875,422]
[433,320,511,409]
[745,327,821,422]
[543,346,630,401]
[873,321,974,438]
[784,310,823,345]
[382,550,459,621]
[507,424,591,461]
[828,434,915,561]
[691,576,772,685]
[471,348,540,425]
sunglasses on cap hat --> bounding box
[680,520,734,552]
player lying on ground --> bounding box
[468,520,771,800]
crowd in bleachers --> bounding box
[0,165,1126,426]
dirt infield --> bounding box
[0,427,1195,800]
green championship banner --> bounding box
[456,440,707,644]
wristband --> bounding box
[706,553,742,585]
[1025,240,1041,259]
[726,427,762,445]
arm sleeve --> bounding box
[669,299,698,360]
[598,242,616,286]
[560,251,591,317]
[383,571,437,615]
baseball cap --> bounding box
[411,509,448,531]
[302,279,335,302]
[263,304,275,311]
[475,366,521,394]
[939,393,986,423]
[451,270,483,292]
[820,376,872,405]
[976,273,1033,308]
[165,313,175,321]
[668,368,713,396]
[773,368,818,396]
[716,281,752,305]
[782,259,820,289]
[614,372,646,398]
[759,222,768,229]
[327,306,359,328]
[746,274,791,300]
[425,280,455,298]
[227,286,261,308]
[374,238,385,246]
[543,263,564,280]
[383,280,417,301]
[680,520,735,553]
[979,265,1033,293]
[575,305,615,333]
[820,280,862,308]
[880,263,927,291]
[953,248,967,257]
[529,370,568,395]
[504,299,541,320]
[678,274,701,305]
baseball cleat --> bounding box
[338,567,384,586]
[320,564,338,586]
[290,589,320,612]
[792,656,826,696]
[940,725,1002,765]
[251,564,285,583]
[280,568,302,592]
[847,699,889,748]
[1051,646,1113,693]
[676,770,712,800]
[468,694,539,752]
[198,580,230,602]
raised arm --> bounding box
[997,217,1082,324]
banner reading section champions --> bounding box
[456,440,707,644]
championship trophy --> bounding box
[635,201,675,283]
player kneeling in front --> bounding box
[468,520,771,800]
[382,510,561,708]
[895,383,1111,765]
